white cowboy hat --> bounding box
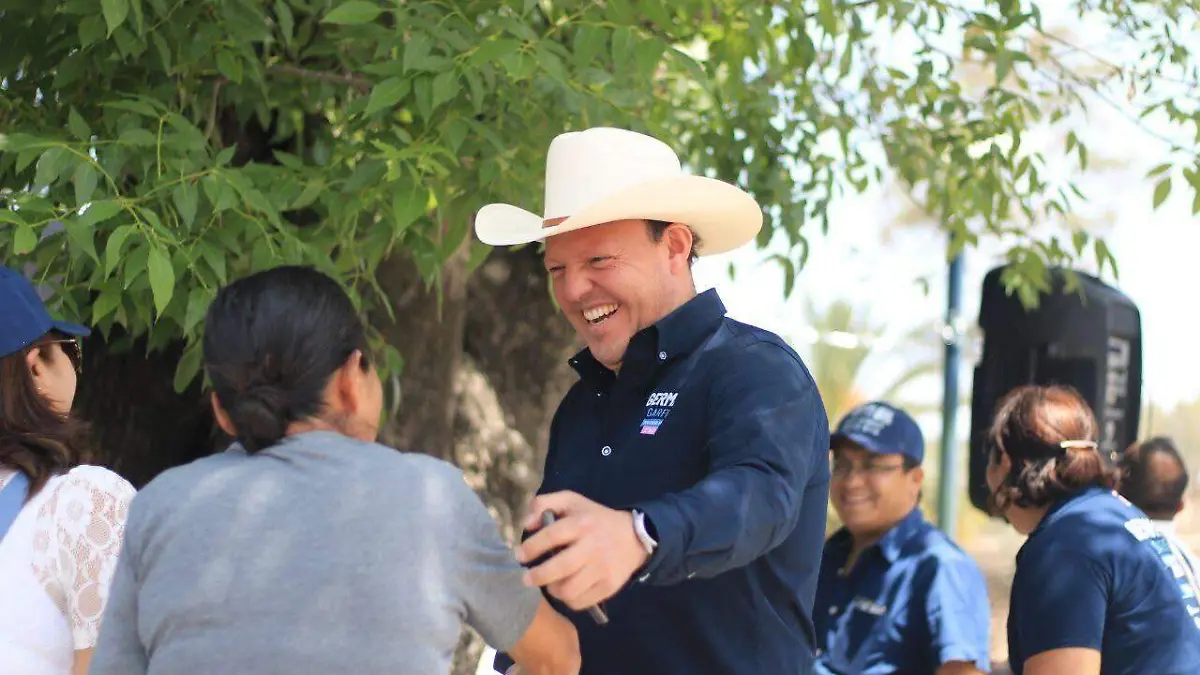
[474,127,763,256]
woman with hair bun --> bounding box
[985,384,1200,675]
[89,265,580,675]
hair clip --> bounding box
[1059,440,1098,450]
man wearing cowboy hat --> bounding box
[476,127,831,674]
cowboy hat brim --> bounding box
[475,175,763,257]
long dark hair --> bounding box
[987,384,1117,514]
[203,266,371,453]
[0,334,90,496]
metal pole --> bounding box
[937,251,965,534]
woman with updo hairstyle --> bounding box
[985,384,1200,675]
[89,266,580,675]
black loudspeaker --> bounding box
[967,265,1143,513]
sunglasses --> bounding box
[42,337,83,374]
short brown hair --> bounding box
[986,384,1116,514]
[646,220,701,265]
[0,334,90,497]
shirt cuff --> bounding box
[939,645,992,672]
[630,500,685,584]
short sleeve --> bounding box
[32,465,136,650]
[1010,545,1108,662]
[447,471,542,651]
[921,553,992,671]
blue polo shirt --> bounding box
[496,289,830,675]
[814,508,991,674]
[1008,487,1200,674]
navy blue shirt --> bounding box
[1008,487,1200,674]
[814,508,991,674]
[498,289,830,675]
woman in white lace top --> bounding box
[0,264,136,675]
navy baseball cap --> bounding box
[831,401,925,464]
[0,264,90,359]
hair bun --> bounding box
[229,386,290,452]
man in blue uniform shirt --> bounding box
[815,402,991,675]
[474,126,831,674]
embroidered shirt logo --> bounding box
[646,392,679,407]
[640,391,679,435]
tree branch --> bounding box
[266,64,372,92]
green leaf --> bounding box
[119,128,158,147]
[633,37,666,77]
[293,181,324,209]
[275,0,295,46]
[322,0,382,25]
[101,0,129,35]
[403,34,433,72]
[85,200,124,225]
[92,288,122,323]
[172,182,198,226]
[1153,177,1172,209]
[173,341,203,393]
[13,224,37,255]
[73,162,98,206]
[123,243,149,288]
[365,77,410,116]
[103,99,159,117]
[64,217,100,263]
[68,108,91,141]
[1147,162,1172,178]
[468,38,522,67]
[216,49,243,84]
[996,50,1011,84]
[34,147,68,189]
[147,245,175,316]
[392,181,428,233]
[183,287,209,334]
[78,15,106,46]
[817,0,837,34]
[430,70,460,111]
[573,25,606,68]
[104,224,137,276]
[215,145,236,166]
[1193,189,1200,216]
[611,28,635,69]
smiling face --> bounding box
[830,443,924,540]
[543,219,695,371]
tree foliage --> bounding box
[1,0,1196,390]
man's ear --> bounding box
[210,392,236,437]
[662,223,694,270]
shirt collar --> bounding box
[568,289,727,384]
[1030,486,1107,537]
[1152,518,1177,535]
[828,507,927,566]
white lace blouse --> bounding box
[0,465,135,675]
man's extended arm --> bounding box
[632,339,828,585]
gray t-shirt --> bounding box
[90,430,540,675]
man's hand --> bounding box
[517,491,650,611]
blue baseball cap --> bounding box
[831,401,925,464]
[0,264,90,358]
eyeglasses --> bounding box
[830,458,906,479]
[43,337,83,374]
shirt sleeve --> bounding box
[919,553,992,671]
[88,530,148,675]
[448,469,543,652]
[32,465,136,650]
[633,339,829,585]
[1010,545,1109,663]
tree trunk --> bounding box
[78,245,578,675]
